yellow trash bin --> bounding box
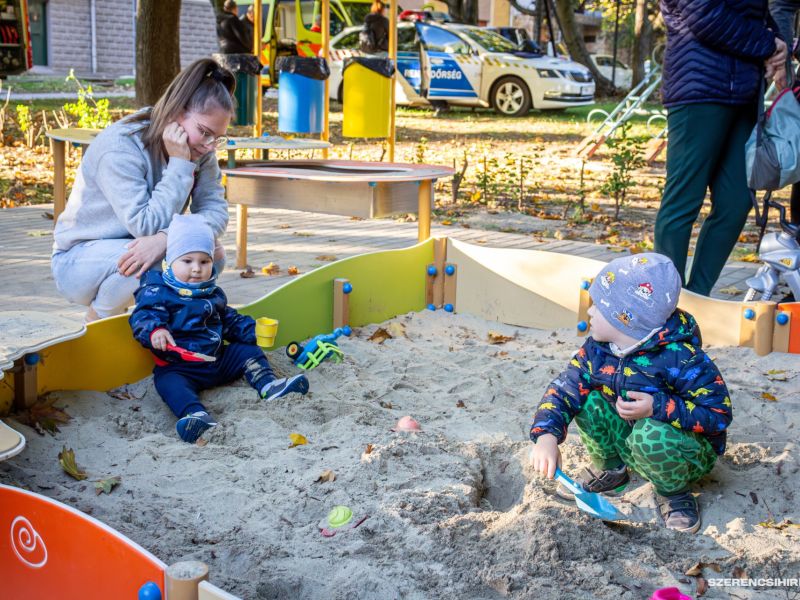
[342,57,394,138]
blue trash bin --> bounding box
[277,57,330,134]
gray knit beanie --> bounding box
[588,252,682,340]
[166,214,214,266]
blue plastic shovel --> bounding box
[554,467,625,521]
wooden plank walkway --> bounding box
[0,204,757,322]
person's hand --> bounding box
[163,121,191,161]
[117,232,167,278]
[774,66,789,91]
[616,391,654,420]
[150,328,175,351]
[765,37,788,80]
[529,434,561,479]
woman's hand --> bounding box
[150,328,175,351]
[616,391,654,420]
[118,232,167,278]
[163,122,191,161]
[765,37,788,80]
[530,434,561,479]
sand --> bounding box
[1,311,799,599]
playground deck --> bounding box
[0,204,759,320]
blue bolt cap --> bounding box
[427,304,436,311]
[138,582,162,600]
[776,312,789,326]
[342,325,352,336]
[577,321,588,332]
[427,266,437,276]
[444,303,454,313]
[445,264,455,276]
[227,139,235,145]
[744,308,756,320]
[342,282,353,294]
[24,353,40,366]
[581,280,590,290]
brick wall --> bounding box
[45,0,219,77]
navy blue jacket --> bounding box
[661,0,780,106]
[129,270,256,363]
[530,310,733,455]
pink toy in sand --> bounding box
[650,588,692,600]
[391,416,422,432]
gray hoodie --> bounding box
[53,114,229,254]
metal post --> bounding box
[254,0,263,140]
[388,0,397,162]
[611,0,621,87]
[322,0,330,158]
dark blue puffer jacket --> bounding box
[529,310,733,455]
[129,270,256,363]
[661,0,779,107]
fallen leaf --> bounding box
[553,229,564,240]
[26,230,51,237]
[765,369,791,381]
[58,447,87,481]
[292,231,314,237]
[441,219,453,226]
[16,396,71,435]
[590,202,600,211]
[732,566,747,579]
[749,491,758,505]
[387,322,407,339]
[277,223,291,229]
[262,263,280,275]
[287,266,300,276]
[288,433,308,448]
[315,255,338,262]
[705,563,722,573]
[379,401,393,409]
[685,562,703,577]
[368,327,392,344]
[759,519,800,530]
[240,266,255,278]
[456,400,465,408]
[487,331,516,345]
[696,576,708,596]
[364,443,374,455]
[718,286,743,296]
[315,469,336,483]
[94,476,121,495]
[761,392,778,402]
[196,438,208,447]
[498,351,509,357]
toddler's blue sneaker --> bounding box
[176,411,217,443]
[261,374,310,402]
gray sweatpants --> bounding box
[52,239,225,318]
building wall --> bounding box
[44,0,218,77]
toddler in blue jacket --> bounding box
[130,214,309,443]
[529,253,732,533]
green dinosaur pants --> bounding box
[574,391,717,495]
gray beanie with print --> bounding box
[588,252,682,340]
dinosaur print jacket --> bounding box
[529,309,732,455]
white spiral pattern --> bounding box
[10,516,48,568]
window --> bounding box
[461,28,518,53]
[417,24,471,55]
[398,26,419,52]
[335,30,361,49]
[594,56,610,67]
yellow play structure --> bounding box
[1,238,798,599]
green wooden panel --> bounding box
[239,239,433,348]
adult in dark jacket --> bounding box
[655,0,786,296]
[362,1,389,53]
[769,0,800,224]
[241,4,255,52]
[216,0,250,55]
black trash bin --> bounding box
[213,53,262,126]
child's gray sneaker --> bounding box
[656,491,701,533]
[176,411,217,444]
[555,464,629,500]
[261,374,309,402]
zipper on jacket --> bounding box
[612,355,626,400]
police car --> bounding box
[326,21,595,116]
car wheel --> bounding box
[490,76,532,117]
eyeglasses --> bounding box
[190,117,229,148]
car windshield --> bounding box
[459,28,519,53]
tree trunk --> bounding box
[135,0,182,107]
[631,0,652,87]
[552,0,615,95]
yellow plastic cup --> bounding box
[256,317,279,348]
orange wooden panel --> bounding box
[0,484,165,599]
